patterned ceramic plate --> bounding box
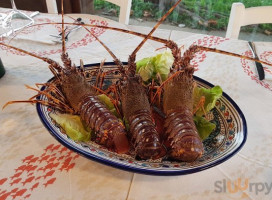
[36,62,247,176]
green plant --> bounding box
[94,0,272,32]
[132,0,157,18]
[94,0,119,12]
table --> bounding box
[0,9,272,200]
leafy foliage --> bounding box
[94,0,272,32]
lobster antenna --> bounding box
[80,24,125,74]
[189,45,272,68]
[126,0,182,77]
[0,42,56,64]
[0,42,65,76]
[61,0,66,55]
[131,0,182,58]
[11,22,169,46]
[4,21,272,69]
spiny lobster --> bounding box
[1,0,130,154]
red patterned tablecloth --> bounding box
[1,8,272,200]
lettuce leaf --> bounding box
[153,51,174,81]
[193,85,223,116]
[98,94,115,110]
[136,50,174,82]
[50,113,91,142]
[194,116,216,140]
[137,59,154,82]
[98,94,120,117]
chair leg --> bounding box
[46,0,58,14]
[118,0,132,25]
[226,3,245,39]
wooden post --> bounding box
[79,0,95,14]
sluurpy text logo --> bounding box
[214,178,272,196]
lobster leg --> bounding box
[25,85,71,109]
[36,83,68,104]
[193,96,207,117]
[2,100,71,113]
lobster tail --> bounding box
[164,109,203,162]
[80,96,129,153]
[128,110,164,160]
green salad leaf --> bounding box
[98,94,114,110]
[193,85,223,117]
[136,58,154,82]
[50,113,91,142]
[98,94,119,117]
[136,50,174,82]
[194,116,216,140]
[153,51,174,81]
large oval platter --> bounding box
[36,62,247,176]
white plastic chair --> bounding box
[103,0,132,24]
[226,2,272,39]
[46,0,58,14]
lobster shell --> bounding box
[120,76,165,159]
[163,69,204,162]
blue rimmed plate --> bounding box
[36,62,247,176]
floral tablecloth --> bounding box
[1,9,272,200]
